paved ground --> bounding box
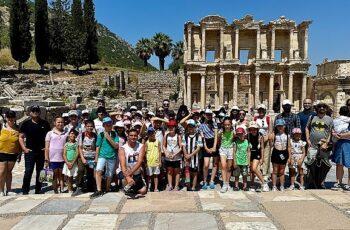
[1,160,349,230]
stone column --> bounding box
[187,74,192,108]
[219,73,224,105]
[271,28,275,60]
[201,28,206,61]
[304,28,308,60]
[220,28,224,59]
[280,74,284,112]
[187,26,192,61]
[184,74,187,106]
[288,72,293,103]
[269,73,274,111]
[234,28,239,59]
[200,74,206,109]
[233,73,238,105]
[301,73,307,110]
[289,29,294,60]
[256,28,261,59]
[255,73,260,107]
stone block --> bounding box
[34,199,86,213]
[0,97,9,104]
[154,213,217,230]
[117,213,151,230]
[0,197,47,214]
[12,215,67,230]
[225,222,277,230]
[0,216,24,230]
[63,214,118,230]
[87,193,123,213]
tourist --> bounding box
[271,119,291,192]
[176,105,190,135]
[155,107,165,119]
[73,120,97,196]
[119,129,147,195]
[62,129,79,193]
[163,120,183,191]
[64,110,82,133]
[163,99,170,118]
[305,102,333,189]
[80,109,90,132]
[200,109,219,190]
[230,106,240,127]
[236,110,249,132]
[62,113,69,126]
[298,99,316,142]
[90,99,106,121]
[123,112,131,121]
[275,100,301,135]
[145,111,155,128]
[0,111,21,196]
[20,105,51,195]
[232,127,250,191]
[44,116,68,193]
[145,127,161,192]
[253,104,273,181]
[248,121,269,192]
[91,117,119,198]
[94,106,107,134]
[123,119,131,131]
[114,121,127,146]
[182,119,202,191]
[218,117,234,193]
[129,106,137,117]
[288,128,306,190]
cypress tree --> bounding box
[66,0,87,71]
[9,0,32,71]
[84,0,99,70]
[35,0,50,70]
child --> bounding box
[145,127,162,192]
[45,116,68,193]
[332,106,350,144]
[114,121,127,190]
[289,128,306,190]
[163,120,183,191]
[219,117,235,193]
[183,119,203,191]
[271,119,291,192]
[63,129,79,193]
[248,121,269,192]
[232,127,250,191]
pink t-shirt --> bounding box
[45,129,68,162]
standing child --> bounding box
[271,119,291,192]
[219,117,235,193]
[63,129,79,193]
[45,116,68,193]
[248,121,269,192]
[233,127,250,191]
[289,128,306,190]
[145,127,162,192]
[183,119,203,191]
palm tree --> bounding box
[171,41,184,60]
[135,38,153,67]
[152,33,172,71]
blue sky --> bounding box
[94,0,350,74]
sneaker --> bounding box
[288,185,295,191]
[262,183,270,192]
[233,187,240,191]
[154,189,160,192]
[173,186,180,191]
[202,182,208,190]
[343,185,350,192]
[220,184,228,193]
[272,186,278,192]
[249,187,256,192]
[0,192,5,196]
[165,185,173,191]
[299,186,305,191]
[90,190,103,199]
[71,188,83,197]
[280,186,285,192]
[331,183,342,191]
[209,181,215,189]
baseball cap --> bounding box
[31,105,41,112]
[147,127,155,133]
[68,110,78,117]
[231,106,240,111]
[102,117,113,124]
[82,109,89,114]
[218,112,226,117]
[236,127,245,134]
[132,121,143,128]
[282,99,292,106]
[147,111,155,116]
[292,128,302,134]
[275,119,286,127]
[114,121,125,128]
[129,106,137,111]
[257,104,267,110]
[205,109,213,114]
[124,112,131,117]
[135,110,143,116]
[187,119,196,127]
[249,121,260,129]
[167,120,177,127]
[62,113,69,118]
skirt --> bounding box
[332,139,350,168]
[63,163,78,177]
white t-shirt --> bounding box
[333,116,350,134]
[122,142,143,175]
[94,118,104,134]
[291,139,305,155]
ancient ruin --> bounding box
[183,15,312,112]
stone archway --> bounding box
[319,91,335,111]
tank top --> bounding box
[255,116,269,136]
[146,140,160,167]
[165,134,181,161]
[122,142,143,175]
[0,128,20,154]
[65,142,77,161]
[274,133,288,150]
[249,134,261,154]
[221,131,233,148]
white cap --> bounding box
[114,121,125,128]
[124,112,131,117]
[205,109,213,114]
[132,121,143,127]
[62,113,69,118]
[257,104,266,110]
[130,106,137,111]
[282,99,292,106]
[187,119,196,126]
[147,111,155,116]
[68,110,78,116]
[82,109,89,114]
[219,112,225,117]
[135,110,143,115]
[231,106,240,110]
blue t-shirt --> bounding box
[96,132,119,159]
[298,111,316,141]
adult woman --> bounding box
[0,111,21,196]
[236,110,250,132]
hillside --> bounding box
[0,1,156,71]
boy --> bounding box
[233,127,250,191]
[145,127,162,192]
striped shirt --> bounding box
[182,134,203,168]
[199,120,218,139]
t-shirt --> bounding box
[306,115,333,148]
[122,142,143,175]
[20,119,51,152]
[182,134,203,168]
[45,130,68,162]
[96,132,119,159]
[165,134,181,161]
[78,132,96,159]
[298,111,316,141]
[333,116,350,134]
[65,142,78,161]
[94,118,104,134]
[0,128,20,154]
[291,139,305,155]
[235,139,249,166]
[146,140,160,167]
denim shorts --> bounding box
[49,162,64,170]
[96,158,116,177]
[219,147,233,160]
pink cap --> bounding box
[292,128,302,134]
[236,127,245,134]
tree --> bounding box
[171,41,184,61]
[49,0,70,70]
[35,0,50,70]
[9,0,32,71]
[65,0,87,71]
[84,0,99,70]
[135,38,153,67]
[152,33,172,71]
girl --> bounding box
[163,120,183,191]
[248,121,269,192]
[271,119,291,192]
[145,127,162,192]
[63,129,79,193]
[289,128,306,190]
[233,127,250,191]
[236,110,249,133]
[45,116,68,193]
[219,117,235,193]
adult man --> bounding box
[274,100,301,135]
[19,106,51,194]
[64,110,82,133]
[90,99,106,121]
[298,99,316,142]
[119,129,147,195]
[305,102,333,189]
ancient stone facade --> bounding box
[314,60,350,116]
[183,15,312,112]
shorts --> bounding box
[219,147,233,160]
[146,166,160,176]
[131,174,146,192]
[271,148,289,165]
[165,160,180,169]
[62,163,78,177]
[96,158,116,177]
[250,150,262,162]
[49,162,64,170]
[232,165,248,177]
[203,138,219,158]
[0,153,18,162]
